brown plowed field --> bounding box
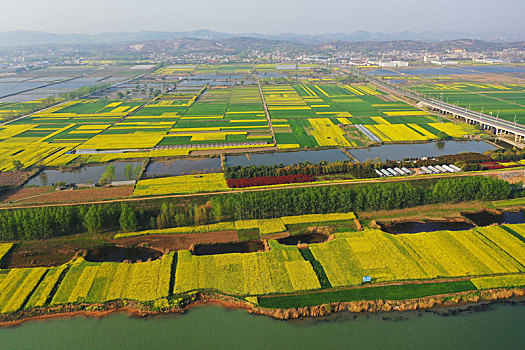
[0,187,52,203]
[113,231,239,252]
[0,171,36,187]
[1,186,134,206]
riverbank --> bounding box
[2,300,524,350]
[1,287,523,327]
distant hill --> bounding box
[0,29,523,47]
[118,38,525,55]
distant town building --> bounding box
[474,58,509,64]
[431,60,459,65]
[367,60,409,67]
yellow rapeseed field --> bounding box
[133,173,229,196]
[308,118,352,147]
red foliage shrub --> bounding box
[480,161,521,170]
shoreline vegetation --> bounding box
[0,287,523,327]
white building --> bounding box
[367,60,409,67]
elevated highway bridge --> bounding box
[344,67,525,146]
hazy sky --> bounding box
[3,0,524,34]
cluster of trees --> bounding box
[225,161,379,180]
[0,198,218,241]
[98,165,116,185]
[62,82,111,100]
[335,75,366,84]
[226,174,314,188]
[98,163,143,185]
[489,148,525,162]
[129,84,161,97]
[0,203,137,241]
[211,176,513,221]
[124,163,142,180]
[154,201,211,229]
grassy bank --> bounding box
[258,281,477,308]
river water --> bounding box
[0,302,523,349]
[224,141,496,167]
[25,161,143,186]
[225,149,349,167]
[349,140,496,162]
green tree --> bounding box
[12,160,23,171]
[211,200,223,222]
[119,204,138,231]
[437,131,452,141]
[83,205,103,233]
[125,164,133,180]
[99,165,116,185]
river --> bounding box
[349,140,496,162]
[0,302,523,349]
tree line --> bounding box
[0,203,136,241]
[489,148,525,162]
[211,176,514,220]
[224,161,379,180]
[0,176,516,241]
[224,151,521,181]
[0,200,214,241]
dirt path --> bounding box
[254,64,277,145]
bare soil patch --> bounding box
[113,231,239,252]
[2,186,134,206]
[452,74,524,84]
[0,187,52,203]
[0,171,36,187]
[358,201,488,223]
[377,95,397,102]
[488,170,525,184]
[1,233,111,269]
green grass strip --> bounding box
[258,280,476,309]
[299,248,332,289]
